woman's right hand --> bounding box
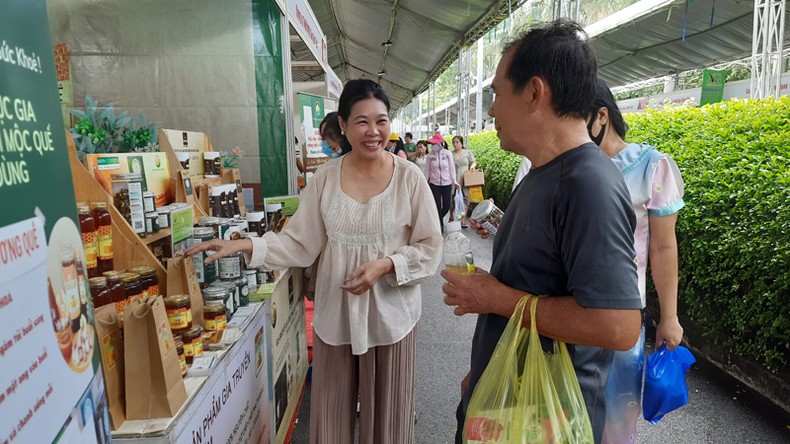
[183,239,253,265]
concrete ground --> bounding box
[292,229,790,443]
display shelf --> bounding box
[140,227,171,245]
[67,133,167,289]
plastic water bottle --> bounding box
[444,221,475,274]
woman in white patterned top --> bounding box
[185,79,442,444]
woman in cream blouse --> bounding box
[185,79,442,444]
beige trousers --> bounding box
[309,329,417,444]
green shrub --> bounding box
[626,97,790,372]
[467,131,522,208]
[467,97,790,372]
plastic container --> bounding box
[444,221,476,274]
[191,227,218,286]
[142,191,156,214]
[111,173,145,234]
[470,200,505,237]
[218,253,242,279]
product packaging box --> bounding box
[160,128,214,179]
[84,152,173,207]
[464,170,485,187]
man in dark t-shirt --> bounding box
[442,20,642,444]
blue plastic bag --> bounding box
[643,343,696,424]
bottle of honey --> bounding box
[90,201,113,274]
[78,203,99,278]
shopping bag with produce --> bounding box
[464,296,593,443]
[643,343,696,424]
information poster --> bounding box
[298,93,330,180]
[0,1,109,443]
[171,305,273,444]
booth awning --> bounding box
[305,0,521,110]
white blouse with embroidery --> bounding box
[245,153,442,355]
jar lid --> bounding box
[120,272,141,283]
[204,303,226,314]
[90,201,108,209]
[197,217,220,225]
[111,172,143,181]
[203,151,220,159]
[264,203,282,212]
[470,199,494,221]
[143,191,155,197]
[183,326,204,339]
[244,269,257,275]
[164,294,190,306]
[174,338,184,352]
[202,287,228,297]
[145,212,158,218]
[129,266,155,276]
[102,270,122,279]
[88,277,107,287]
[193,227,215,237]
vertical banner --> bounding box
[700,69,727,106]
[298,93,328,181]
[0,1,109,443]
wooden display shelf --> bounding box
[67,133,167,291]
[141,227,171,245]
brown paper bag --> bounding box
[94,304,125,430]
[167,255,205,326]
[123,296,187,419]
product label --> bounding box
[148,284,160,298]
[128,181,145,233]
[167,307,192,329]
[218,256,241,278]
[97,225,113,259]
[81,230,98,268]
[115,299,128,316]
[178,354,187,375]
[158,320,173,356]
[205,317,227,332]
[184,339,203,357]
[481,221,498,236]
[101,331,121,370]
[465,252,476,273]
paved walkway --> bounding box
[293,230,790,443]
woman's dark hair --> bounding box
[392,138,405,155]
[337,79,391,153]
[503,19,597,119]
[452,135,464,147]
[416,140,429,150]
[591,78,628,139]
[319,111,347,154]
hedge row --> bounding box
[467,96,790,372]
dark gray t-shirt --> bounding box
[462,143,640,442]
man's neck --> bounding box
[522,117,591,168]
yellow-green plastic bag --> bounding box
[464,296,594,443]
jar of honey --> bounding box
[203,304,227,332]
[129,266,159,299]
[121,272,143,305]
[78,204,99,278]
[181,326,204,364]
[89,277,112,310]
[175,339,187,377]
[90,202,113,275]
[103,271,127,319]
[164,294,193,337]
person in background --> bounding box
[414,140,428,170]
[449,135,477,227]
[441,20,641,444]
[589,78,685,444]
[295,136,306,188]
[403,132,418,162]
[423,132,458,232]
[186,79,442,444]
[320,111,344,158]
[387,132,408,159]
[512,156,532,191]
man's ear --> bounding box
[525,76,550,109]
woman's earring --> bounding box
[341,130,345,135]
